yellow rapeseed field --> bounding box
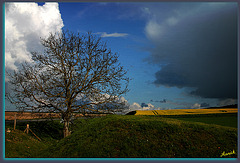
[135,108,238,116]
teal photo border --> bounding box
[1,0,239,162]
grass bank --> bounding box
[5,129,49,158]
[41,115,237,158]
[5,120,63,158]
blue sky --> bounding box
[58,2,199,109]
[5,2,238,111]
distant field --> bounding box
[135,108,238,116]
[5,112,61,120]
[134,108,238,128]
[5,111,108,120]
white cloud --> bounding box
[5,2,64,71]
[191,103,201,109]
[119,96,128,103]
[97,32,128,38]
[143,103,155,110]
[141,7,151,15]
[166,17,178,26]
[129,102,141,110]
[129,102,155,111]
[145,20,164,41]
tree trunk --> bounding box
[63,119,71,138]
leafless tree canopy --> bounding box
[7,30,129,136]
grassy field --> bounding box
[135,108,238,115]
[172,113,238,128]
[5,113,238,158]
[5,111,108,120]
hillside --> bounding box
[5,120,63,158]
[41,115,238,158]
[5,129,47,158]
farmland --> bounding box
[5,111,61,120]
[5,108,238,158]
[134,108,238,116]
[5,111,108,120]
[172,114,238,128]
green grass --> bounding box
[158,113,238,128]
[174,115,238,128]
[5,120,64,141]
[41,115,238,158]
[5,120,63,158]
[5,114,238,158]
[5,129,48,158]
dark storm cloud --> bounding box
[141,103,148,108]
[200,103,210,108]
[150,99,167,103]
[147,3,238,99]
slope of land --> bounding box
[5,129,49,158]
[5,120,63,158]
[40,115,237,158]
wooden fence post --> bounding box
[23,124,41,141]
[26,124,29,134]
[14,113,17,130]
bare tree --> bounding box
[7,30,129,137]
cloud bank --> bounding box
[128,102,156,111]
[144,3,238,100]
[96,32,128,38]
[5,2,64,71]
